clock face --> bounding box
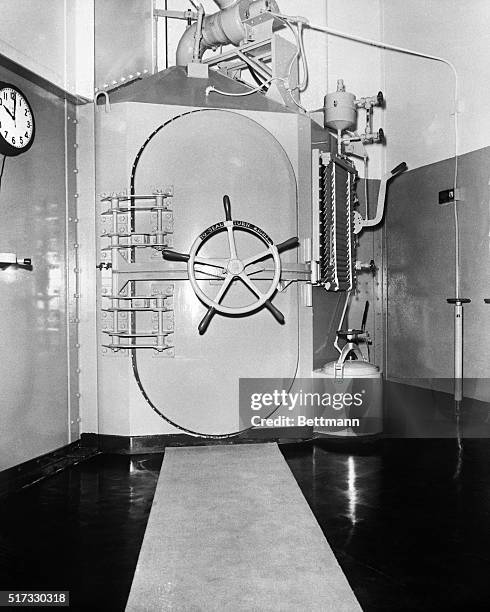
[0,84,35,156]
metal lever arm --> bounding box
[264,300,285,324]
[198,307,217,335]
[362,161,407,229]
[162,250,190,262]
[223,194,232,221]
[276,237,300,253]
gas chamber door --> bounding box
[128,109,301,437]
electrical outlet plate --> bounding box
[439,187,464,205]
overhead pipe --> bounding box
[176,0,275,66]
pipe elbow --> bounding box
[213,0,238,7]
[176,22,198,66]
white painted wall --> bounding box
[381,0,490,170]
[74,0,95,98]
[325,0,384,179]
[0,0,94,99]
[0,1,67,87]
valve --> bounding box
[162,195,299,334]
[355,91,384,110]
[355,259,377,276]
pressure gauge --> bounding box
[0,82,35,156]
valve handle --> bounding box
[185,195,298,334]
[199,301,285,333]
[377,91,384,107]
[378,128,386,144]
[162,250,190,262]
[223,194,232,221]
[198,307,217,335]
[265,300,285,325]
[391,161,407,176]
[276,237,300,253]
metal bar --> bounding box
[454,302,463,401]
[203,39,272,66]
[235,49,272,80]
[105,270,310,283]
[154,9,198,20]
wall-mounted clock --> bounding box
[0,82,35,157]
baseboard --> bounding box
[384,380,490,438]
[0,441,99,499]
[81,427,313,454]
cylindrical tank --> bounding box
[324,79,357,131]
[312,360,383,437]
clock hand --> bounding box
[3,105,14,121]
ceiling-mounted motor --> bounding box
[324,79,385,154]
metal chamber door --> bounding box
[130,109,300,436]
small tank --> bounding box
[324,79,357,131]
[313,359,383,438]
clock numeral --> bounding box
[3,92,7,100]
[19,136,23,145]
[4,130,7,137]
[25,131,29,138]
[25,109,28,117]
[27,121,31,128]
[11,137,15,145]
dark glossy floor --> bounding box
[0,454,163,611]
[0,440,489,611]
[283,439,490,612]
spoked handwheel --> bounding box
[163,195,299,334]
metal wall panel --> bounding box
[0,66,77,470]
[386,146,490,401]
[0,1,66,89]
[348,179,384,369]
[95,0,153,91]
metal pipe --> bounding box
[192,5,205,62]
[454,302,463,400]
[213,0,238,8]
[176,22,199,66]
[177,0,269,66]
[447,298,470,402]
